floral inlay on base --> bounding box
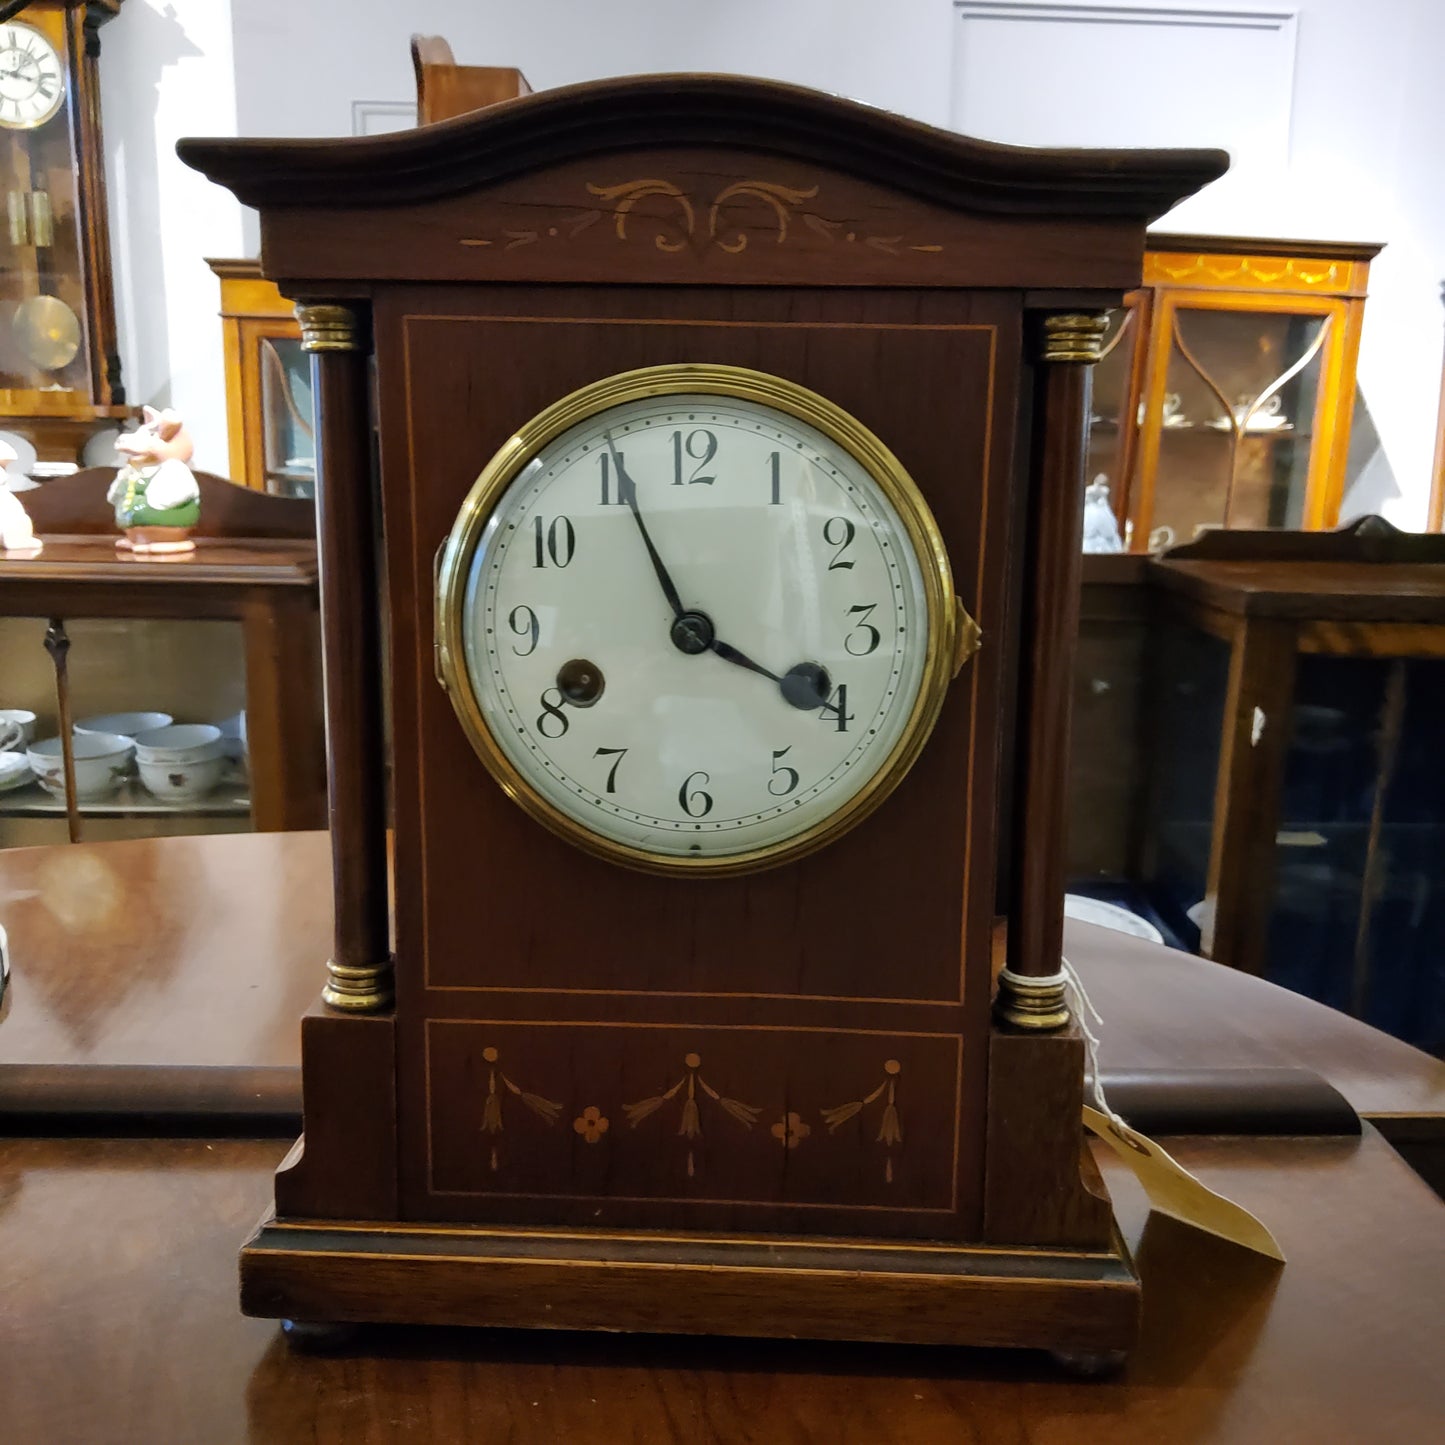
[822,1058,903,1183]
[624,1051,760,1178]
[478,1044,562,1172]
[573,1106,610,1144]
[771,1111,811,1150]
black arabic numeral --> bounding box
[594,747,628,793]
[819,683,854,733]
[768,747,800,797]
[532,514,576,567]
[845,603,881,656]
[824,516,856,570]
[678,770,714,817]
[671,429,717,486]
[537,688,570,739]
[508,604,540,656]
[598,452,632,506]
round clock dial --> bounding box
[0,23,64,131]
[436,365,964,875]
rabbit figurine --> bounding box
[108,406,201,554]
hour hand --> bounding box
[604,430,685,620]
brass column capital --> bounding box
[295,302,365,353]
[994,966,1070,1031]
[323,957,395,1013]
[1038,312,1109,365]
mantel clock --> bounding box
[182,76,1222,1363]
[0,0,127,463]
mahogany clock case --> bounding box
[180,76,1223,1346]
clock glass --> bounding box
[437,365,960,874]
[0,23,64,130]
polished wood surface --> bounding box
[2,1129,1442,1444]
[1008,345,1092,982]
[410,33,532,124]
[3,831,1441,1128]
[309,335,390,982]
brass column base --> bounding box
[322,958,394,1013]
[994,967,1071,1031]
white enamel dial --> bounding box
[440,368,957,873]
[0,24,63,131]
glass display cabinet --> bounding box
[1089,235,1380,552]
[0,468,326,848]
[1138,521,1445,1057]
[210,258,315,497]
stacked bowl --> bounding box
[131,724,227,803]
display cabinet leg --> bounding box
[280,1318,362,1353]
[1049,1346,1129,1378]
[43,617,81,844]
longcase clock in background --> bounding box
[182,76,1223,1364]
[0,0,127,465]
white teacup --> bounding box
[0,708,37,752]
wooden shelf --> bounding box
[0,776,251,819]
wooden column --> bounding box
[997,312,1108,1030]
[296,303,392,1012]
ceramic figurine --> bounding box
[107,406,201,554]
[0,440,41,555]
[1081,474,1123,554]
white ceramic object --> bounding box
[74,710,173,740]
[0,708,37,750]
[0,750,32,792]
[137,752,226,803]
[1063,894,1165,945]
[1081,476,1124,554]
[132,723,225,763]
[27,732,134,801]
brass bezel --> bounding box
[0,22,65,132]
[435,363,962,877]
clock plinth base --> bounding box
[241,1212,1140,1358]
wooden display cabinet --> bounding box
[209,258,314,497]
[1085,235,1380,551]
[0,468,326,844]
[1139,520,1445,1057]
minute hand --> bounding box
[604,430,684,619]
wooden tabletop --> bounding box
[1,1128,1441,1443]
[2,830,1442,1130]
[1150,557,1445,620]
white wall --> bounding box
[99,0,1443,520]
[100,0,241,475]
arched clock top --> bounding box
[178,72,1225,219]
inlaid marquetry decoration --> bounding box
[478,1045,562,1172]
[1143,252,1345,292]
[624,1051,760,1178]
[458,177,943,257]
[771,1111,812,1150]
[821,1058,904,1183]
[573,1106,610,1144]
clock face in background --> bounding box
[0,23,64,130]
[437,365,960,875]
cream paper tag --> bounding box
[1083,1105,1286,1262]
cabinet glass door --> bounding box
[1141,299,1334,548]
[1085,296,1146,535]
[258,335,315,498]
